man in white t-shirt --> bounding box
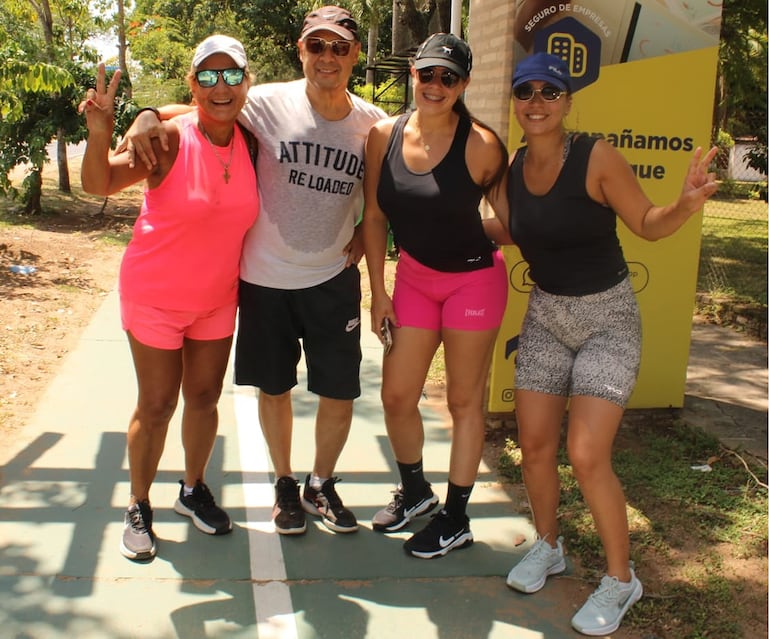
[126,6,386,536]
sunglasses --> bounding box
[195,68,245,88]
[513,83,566,102]
[417,67,462,88]
[304,37,352,56]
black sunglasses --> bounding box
[304,37,352,56]
[417,67,462,88]
[513,83,566,102]
[195,68,245,88]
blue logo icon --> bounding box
[534,17,601,92]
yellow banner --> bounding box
[489,42,721,412]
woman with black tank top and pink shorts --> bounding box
[362,33,509,560]
[487,52,719,635]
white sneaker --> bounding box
[571,566,643,636]
[506,535,566,593]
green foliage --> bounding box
[0,58,85,205]
[352,80,409,115]
[126,16,192,80]
[497,437,522,481]
[233,0,316,80]
[716,0,768,174]
[719,1,768,129]
[0,59,133,213]
[131,77,186,109]
[745,136,768,177]
[0,57,74,122]
[713,129,734,175]
[713,179,767,200]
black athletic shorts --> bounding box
[234,267,362,399]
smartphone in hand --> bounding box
[380,317,393,355]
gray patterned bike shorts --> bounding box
[514,277,642,407]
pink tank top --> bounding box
[119,112,259,310]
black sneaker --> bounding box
[120,499,157,561]
[174,480,232,535]
[273,476,306,535]
[372,483,439,532]
[301,475,358,533]
[403,509,473,559]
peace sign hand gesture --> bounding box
[79,63,122,136]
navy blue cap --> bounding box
[512,52,572,92]
[414,33,472,79]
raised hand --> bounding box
[79,63,122,135]
[679,146,719,213]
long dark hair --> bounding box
[453,98,508,195]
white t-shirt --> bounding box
[238,79,386,289]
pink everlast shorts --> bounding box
[120,298,237,350]
[393,249,508,331]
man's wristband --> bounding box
[135,106,161,120]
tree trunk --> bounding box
[366,12,379,85]
[393,0,432,54]
[430,0,452,33]
[392,0,410,54]
[24,170,43,215]
[57,133,70,193]
[117,0,132,98]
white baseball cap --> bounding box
[192,35,247,69]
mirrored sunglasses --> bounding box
[417,67,461,88]
[304,37,352,56]
[513,83,566,102]
[195,68,245,88]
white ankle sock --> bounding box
[310,474,327,490]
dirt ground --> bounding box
[0,168,139,448]
[1,160,767,638]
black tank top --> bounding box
[507,133,628,295]
[377,113,495,272]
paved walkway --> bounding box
[681,318,767,460]
[0,290,766,638]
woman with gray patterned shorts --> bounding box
[487,52,719,636]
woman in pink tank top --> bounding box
[80,35,259,562]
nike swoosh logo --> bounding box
[404,500,425,516]
[439,534,460,548]
[345,318,361,332]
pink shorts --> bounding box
[120,298,237,350]
[393,250,508,331]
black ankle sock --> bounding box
[444,481,473,520]
[397,459,428,498]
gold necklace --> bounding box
[199,123,235,183]
[417,128,439,152]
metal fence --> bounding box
[696,139,767,337]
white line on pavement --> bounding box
[234,385,299,639]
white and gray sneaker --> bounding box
[120,500,156,561]
[372,483,439,532]
[506,535,566,593]
[571,566,643,636]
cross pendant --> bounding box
[224,169,230,184]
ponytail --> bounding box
[452,98,508,194]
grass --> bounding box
[698,197,768,313]
[496,418,768,638]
